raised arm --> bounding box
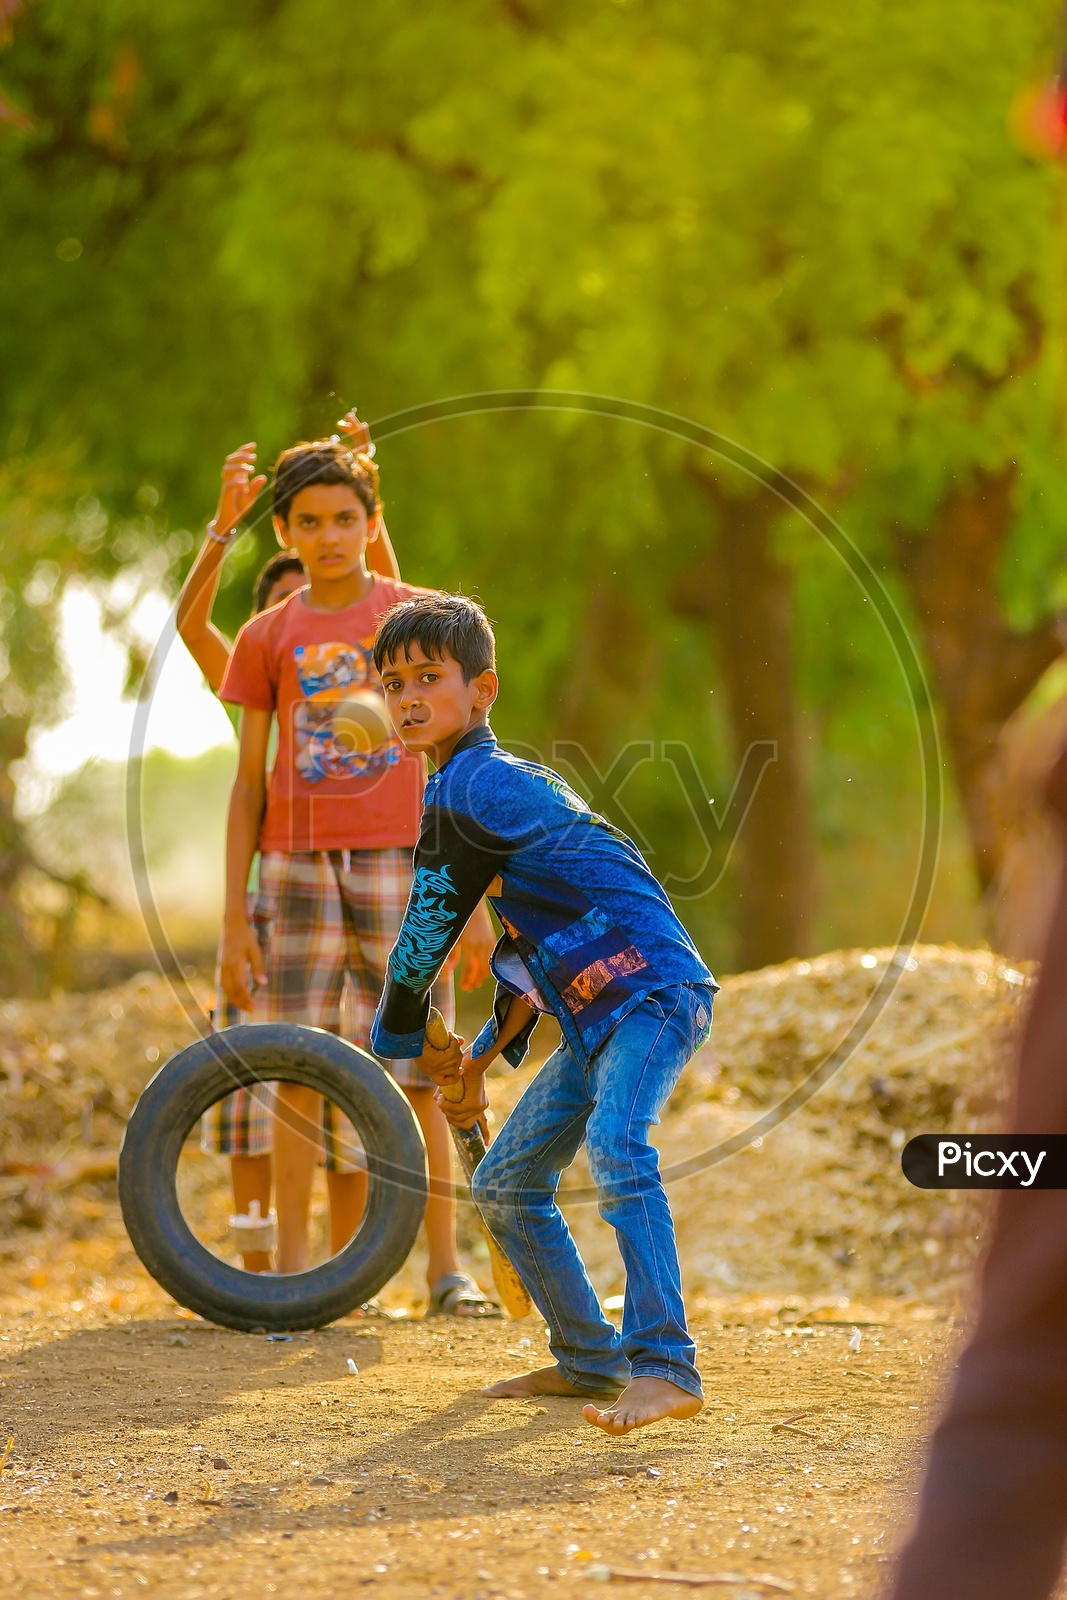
[176,442,266,694]
[336,410,400,580]
[218,706,272,1010]
[176,534,234,694]
[368,515,400,581]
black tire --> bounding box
[118,1023,428,1332]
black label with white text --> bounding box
[902,1136,1067,1189]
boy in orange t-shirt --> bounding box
[219,438,496,1313]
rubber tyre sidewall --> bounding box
[118,1024,428,1331]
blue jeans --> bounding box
[471,982,714,1399]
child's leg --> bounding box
[325,1170,368,1253]
[273,1086,322,1272]
[318,1066,459,1282]
[256,853,347,1273]
[230,1153,273,1272]
[201,1082,275,1271]
[401,1081,460,1285]
[320,1088,368,1252]
[393,977,494,1306]
[580,983,713,1434]
[341,851,490,1309]
[471,1044,630,1396]
[206,964,275,1270]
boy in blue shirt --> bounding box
[370,594,717,1435]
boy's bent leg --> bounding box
[581,985,712,1432]
[471,1044,629,1396]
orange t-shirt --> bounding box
[220,578,430,853]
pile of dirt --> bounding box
[0,946,1030,1307]
[0,973,205,1237]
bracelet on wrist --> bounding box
[206,521,234,546]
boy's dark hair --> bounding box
[253,551,305,614]
[374,594,496,683]
[272,439,382,526]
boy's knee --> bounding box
[470,1146,524,1214]
[586,1126,657,1204]
[470,1160,501,1212]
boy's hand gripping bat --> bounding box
[425,1009,532,1319]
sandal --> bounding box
[354,1298,394,1320]
[427,1271,503,1319]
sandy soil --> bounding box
[0,948,1034,1597]
[0,1280,953,1600]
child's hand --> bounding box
[213,443,267,539]
[336,409,373,456]
[457,901,495,992]
[435,1063,489,1130]
[415,1026,465,1086]
[219,918,266,1013]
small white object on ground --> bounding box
[848,1328,862,1353]
[346,1358,359,1375]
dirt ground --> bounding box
[0,947,1035,1596]
[0,1278,954,1600]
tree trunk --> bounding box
[673,473,816,969]
[894,469,1061,897]
[550,572,663,852]
[0,716,44,996]
[555,574,661,759]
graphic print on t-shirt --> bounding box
[292,640,402,783]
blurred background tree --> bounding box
[0,0,1065,989]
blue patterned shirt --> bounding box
[371,725,717,1068]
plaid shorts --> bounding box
[201,849,455,1166]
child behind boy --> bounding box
[217,445,497,1313]
[370,594,718,1433]
[176,416,401,1272]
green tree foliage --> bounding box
[0,0,1065,984]
[412,0,1067,950]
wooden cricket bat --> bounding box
[425,1009,532,1319]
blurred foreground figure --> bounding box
[990,684,1067,961]
[893,743,1067,1599]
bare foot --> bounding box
[482,1365,611,1400]
[582,1376,702,1434]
